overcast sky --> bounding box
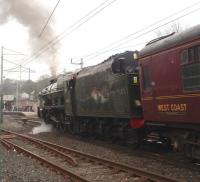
[0,0,200,81]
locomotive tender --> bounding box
[38,25,200,159]
[39,51,143,145]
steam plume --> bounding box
[30,122,53,135]
[0,0,59,76]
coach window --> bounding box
[181,46,200,64]
[188,48,195,63]
[142,66,151,90]
[180,49,188,65]
[181,45,200,91]
[197,46,200,62]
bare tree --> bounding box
[155,22,185,37]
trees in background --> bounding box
[1,75,52,100]
[155,22,187,37]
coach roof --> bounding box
[140,24,200,58]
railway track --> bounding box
[70,130,200,170]
[0,129,182,182]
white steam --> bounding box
[0,0,59,76]
[30,122,52,135]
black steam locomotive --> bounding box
[38,51,143,145]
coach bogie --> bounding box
[184,132,200,160]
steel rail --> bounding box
[0,138,11,150]
[0,138,90,182]
[0,130,77,167]
[0,129,182,182]
[21,137,78,166]
[30,137,183,182]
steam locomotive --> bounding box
[38,25,200,160]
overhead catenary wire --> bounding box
[1,48,34,81]
[2,47,27,71]
[38,0,61,37]
[3,58,35,73]
[20,0,119,66]
[4,69,34,73]
[82,42,146,62]
[3,66,19,72]
[23,0,118,65]
[22,0,200,67]
[3,47,26,55]
[36,41,148,74]
[9,0,200,79]
[81,6,200,62]
[3,58,30,70]
[24,3,200,75]
[72,0,200,61]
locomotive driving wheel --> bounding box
[44,110,50,124]
[125,127,142,149]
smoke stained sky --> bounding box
[0,0,59,76]
[0,0,200,80]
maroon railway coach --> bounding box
[139,25,200,159]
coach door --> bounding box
[141,58,155,119]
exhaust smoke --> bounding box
[0,0,59,76]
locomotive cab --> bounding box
[112,51,139,74]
